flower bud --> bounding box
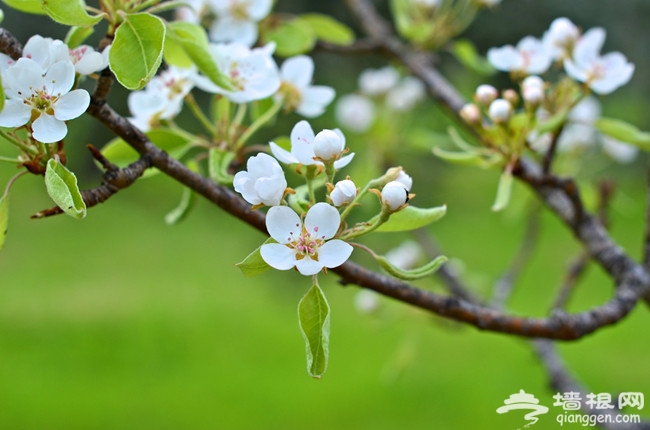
[474,84,498,106]
[313,129,345,162]
[381,181,409,212]
[488,98,512,124]
[396,170,413,191]
[502,89,519,107]
[521,75,545,105]
[330,179,357,206]
[460,103,481,125]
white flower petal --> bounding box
[563,58,588,83]
[295,257,323,276]
[32,114,67,143]
[5,58,43,98]
[269,141,298,164]
[304,202,340,240]
[297,86,335,118]
[574,27,606,66]
[233,172,262,205]
[53,89,90,120]
[0,99,31,127]
[333,153,355,169]
[260,243,297,271]
[255,175,286,206]
[210,17,258,47]
[248,0,273,20]
[45,61,75,95]
[317,239,353,269]
[281,55,314,89]
[266,205,302,244]
[487,45,521,72]
[290,120,317,165]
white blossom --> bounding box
[208,0,273,46]
[330,179,357,207]
[381,181,409,212]
[487,36,552,75]
[270,120,354,169]
[233,153,287,206]
[335,94,375,133]
[354,290,380,314]
[564,28,634,95]
[22,35,106,75]
[385,240,422,270]
[0,58,89,143]
[128,66,196,131]
[542,17,580,61]
[195,42,280,103]
[359,66,400,96]
[260,203,353,276]
[385,76,425,111]
[276,55,335,118]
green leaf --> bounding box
[235,239,274,277]
[164,159,198,225]
[376,254,447,281]
[165,21,234,90]
[109,12,165,90]
[433,147,491,166]
[0,8,4,23]
[65,25,94,48]
[377,205,446,232]
[41,0,103,26]
[2,0,45,14]
[44,158,86,219]
[101,128,193,178]
[263,17,316,57]
[595,117,650,151]
[491,169,513,212]
[299,13,354,45]
[0,184,8,252]
[208,147,235,185]
[450,39,495,76]
[298,284,330,379]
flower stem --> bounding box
[234,99,283,150]
[0,155,22,164]
[185,93,216,137]
[0,130,36,156]
[229,103,247,148]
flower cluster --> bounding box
[177,0,273,47]
[233,120,414,277]
[0,35,105,143]
[335,66,425,133]
[487,17,634,95]
[127,42,335,130]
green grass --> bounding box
[0,163,649,430]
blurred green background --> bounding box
[1,0,650,429]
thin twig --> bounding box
[490,203,542,309]
[31,145,152,218]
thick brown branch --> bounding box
[0,28,22,60]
